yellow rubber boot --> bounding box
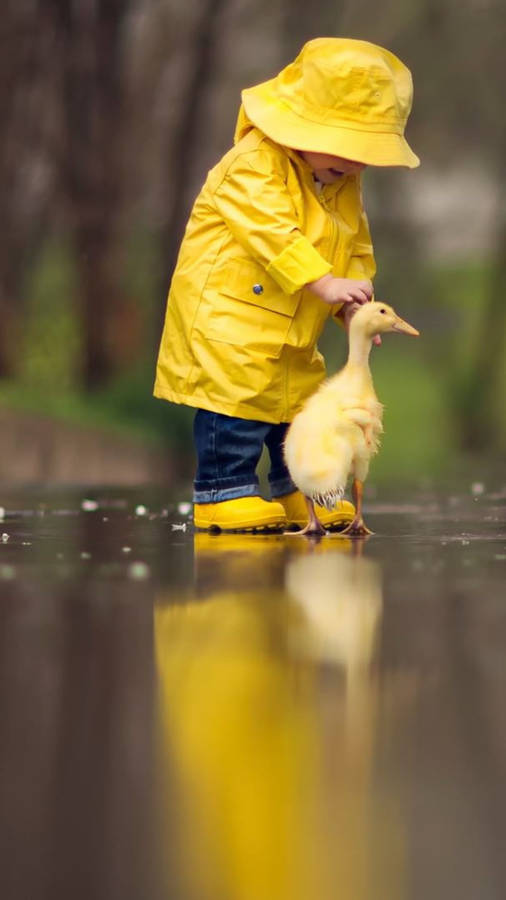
[277,490,355,531]
[194,496,287,532]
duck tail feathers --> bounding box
[313,487,345,511]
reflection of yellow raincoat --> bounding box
[154,121,376,423]
[154,537,405,900]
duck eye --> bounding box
[379,308,386,314]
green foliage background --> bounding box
[4,234,502,486]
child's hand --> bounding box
[306,274,373,306]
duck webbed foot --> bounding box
[341,517,373,537]
[295,520,327,536]
[341,477,374,536]
[285,495,327,537]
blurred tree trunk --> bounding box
[48,0,131,390]
[281,0,344,58]
[0,11,23,377]
[456,187,506,452]
[159,0,228,311]
[0,6,49,377]
[445,4,506,453]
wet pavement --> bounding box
[1,484,505,900]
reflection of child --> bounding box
[154,38,419,532]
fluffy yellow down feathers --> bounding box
[284,302,419,536]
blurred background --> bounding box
[2,0,505,487]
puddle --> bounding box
[1,485,505,899]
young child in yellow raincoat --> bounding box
[154,38,419,532]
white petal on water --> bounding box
[122,546,132,554]
[471,481,485,496]
[177,502,192,515]
[1,533,9,543]
[127,561,150,580]
[0,507,5,521]
[135,505,148,516]
[171,522,187,532]
[82,499,99,512]
[80,552,92,560]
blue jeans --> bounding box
[193,410,297,503]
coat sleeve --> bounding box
[213,152,332,295]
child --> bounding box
[154,37,419,531]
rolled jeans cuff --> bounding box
[193,481,260,504]
[269,474,297,498]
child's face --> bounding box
[299,151,367,184]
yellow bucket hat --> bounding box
[238,38,420,168]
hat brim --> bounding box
[242,81,420,169]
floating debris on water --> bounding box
[1,533,9,543]
[82,499,99,512]
[171,522,187,532]
[102,517,109,522]
[0,507,5,521]
[471,482,485,496]
[122,546,132,554]
[135,504,148,517]
[80,552,92,560]
[127,561,150,580]
[22,542,32,547]
[177,502,192,516]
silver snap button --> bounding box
[252,283,263,295]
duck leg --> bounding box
[341,478,373,536]
[287,495,327,536]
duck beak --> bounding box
[392,315,419,337]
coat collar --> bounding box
[283,144,349,199]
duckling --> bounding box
[284,301,419,536]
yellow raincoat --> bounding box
[154,121,375,423]
[154,38,419,423]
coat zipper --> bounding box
[318,189,339,264]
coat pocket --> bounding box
[194,258,301,356]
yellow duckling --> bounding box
[284,302,419,536]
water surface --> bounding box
[1,485,505,900]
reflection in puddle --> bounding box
[155,536,404,900]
